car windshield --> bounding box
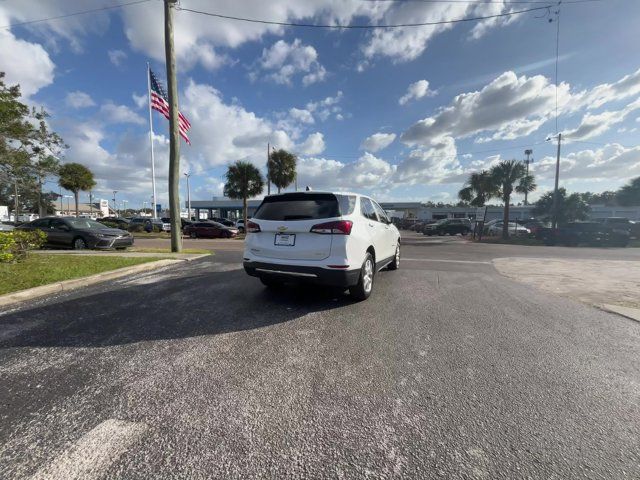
[66,219,108,229]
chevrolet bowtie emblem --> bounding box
[277,226,288,231]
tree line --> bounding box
[458,158,640,239]
[1,73,96,218]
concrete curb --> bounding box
[599,304,640,323]
[0,258,191,308]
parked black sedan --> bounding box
[536,222,629,247]
[17,217,134,250]
[183,221,238,238]
[423,218,472,236]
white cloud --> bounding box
[297,132,325,155]
[289,107,315,125]
[401,68,640,149]
[533,143,640,182]
[398,80,434,106]
[394,136,462,185]
[401,71,572,146]
[181,42,230,71]
[108,49,127,66]
[297,152,396,190]
[0,1,111,53]
[306,91,344,121]
[181,80,295,168]
[0,11,54,98]
[361,1,506,64]
[65,91,95,109]
[360,132,396,152]
[253,39,326,86]
[580,67,640,109]
[132,93,147,110]
[100,103,145,125]
[469,3,519,40]
[563,98,640,141]
[120,1,385,70]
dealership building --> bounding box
[188,197,640,222]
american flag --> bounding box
[149,68,192,145]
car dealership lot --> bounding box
[1,233,639,478]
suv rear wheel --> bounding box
[388,245,400,270]
[349,253,374,301]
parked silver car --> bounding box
[486,221,530,236]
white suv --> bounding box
[243,191,401,300]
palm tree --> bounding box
[616,176,640,206]
[515,173,537,205]
[490,159,528,239]
[58,163,96,217]
[268,149,297,193]
[458,170,498,207]
[224,161,264,231]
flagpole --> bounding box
[147,62,158,219]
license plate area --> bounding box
[274,233,296,246]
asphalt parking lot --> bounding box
[1,232,639,478]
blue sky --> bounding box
[2,0,640,209]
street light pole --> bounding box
[524,149,533,205]
[184,172,192,220]
[113,190,118,217]
[14,181,19,222]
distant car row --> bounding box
[401,216,638,246]
[9,214,242,250]
[96,216,239,237]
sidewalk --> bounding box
[493,257,640,322]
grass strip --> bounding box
[0,254,167,295]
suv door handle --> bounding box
[368,223,374,227]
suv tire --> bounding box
[349,253,374,301]
[388,245,400,270]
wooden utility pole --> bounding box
[552,133,562,229]
[164,0,182,252]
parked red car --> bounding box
[184,221,238,239]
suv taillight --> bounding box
[247,221,261,233]
[310,220,353,235]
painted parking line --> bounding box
[403,258,491,265]
[31,419,147,480]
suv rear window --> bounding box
[254,193,354,221]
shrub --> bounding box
[100,221,119,229]
[128,223,145,233]
[0,230,46,263]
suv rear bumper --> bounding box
[244,261,360,287]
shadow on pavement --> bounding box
[0,268,354,349]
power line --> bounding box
[0,0,153,30]
[176,3,556,29]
